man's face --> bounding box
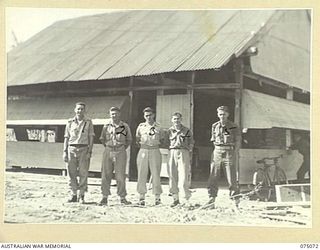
[217,110,229,122]
[110,110,120,121]
[144,111,155,123]
[74,104,85,117]
[172,115,182,126]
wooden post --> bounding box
[188,72,196,183]
[189,71,196,130]
[128,77,134,125]
[128,77,134,180]
[286,88,294,148]
[234,59,244,187]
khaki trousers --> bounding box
[67,146,90,196]
[168,149,192,200]
[136,148,162,196]
[101,148,127,198]
[208,148,239,198]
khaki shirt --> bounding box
[210,120,239,146]
[168,125,194,150]
[99,119,132,147]
[64,116,95,145]
[136,122,164,147]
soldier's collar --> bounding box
[72,116,87,122]
[106,119,123,127]
[219,120,231,126]
[170,124,185,131]
[145,121,158,127]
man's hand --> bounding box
[87,151,92,159]
[63,152,68,162]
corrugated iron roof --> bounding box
[8,10,280,86]
[250,10,311,91]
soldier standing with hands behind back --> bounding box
[63,102,95,204]
[207,106,240,208]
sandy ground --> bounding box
[4,172,311,227]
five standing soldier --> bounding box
[167,112,194,207]
[99,107,132,206]
[135,107,165,206]
[207,106,240,208]
[63,102,95,204]
[63,103,244,207]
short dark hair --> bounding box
[75,102,86,108]
[172,112,182,118]
[143,107,155,114]
[109,106,121,112]
[217,106,229,112]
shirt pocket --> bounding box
[81,122,89,135]
[115,129,126,143]
[104,130,112,141]
[150,128,160,140]
[224,129,235,143]
[70,124,79,137]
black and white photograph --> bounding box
[5,7,311,228]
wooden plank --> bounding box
[6,141,105,172]
[263,202,310,209]
[8,82,240,98]
[275,184,311,203]
[259,214,308,225]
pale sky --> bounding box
[5,7,115,52]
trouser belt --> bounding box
[140,145,159,150]
[69,144,88,148]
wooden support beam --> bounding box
[8,83,241,98]
[137,75,239,89]
[234,59,244,188]
[189,71,196,131]
[192,83,239,89]
[243,72,310,94]
[128,77,134,180]
[286,88,294,148]
[128,77,134,125]
[188,72,195,182]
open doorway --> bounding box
[192,89,235,183]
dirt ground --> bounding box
[4,172,311,227]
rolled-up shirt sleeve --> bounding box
[88,120,95,137]
[210,125,215,142]
[64,123,70,138]
[188,129,195,149]
[125,124,133,145]
[135,126,141,142]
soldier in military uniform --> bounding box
[167,112,194,207]
[207,106,240,208]
[63,102,95,203]
[99,107,132,206]
[135,107,165,206]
